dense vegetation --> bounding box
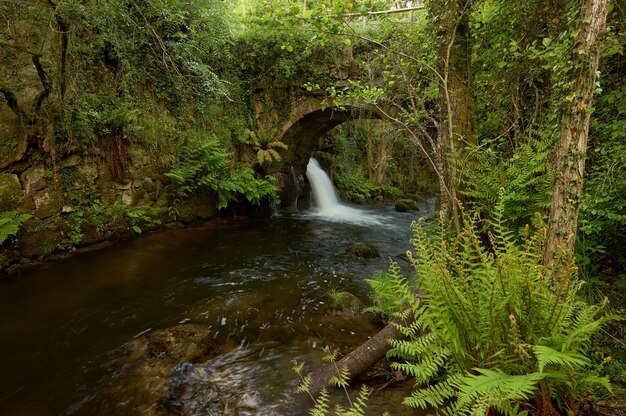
[1,0,624,414]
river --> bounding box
[0,163,435,415]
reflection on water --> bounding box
[0,202,434,415]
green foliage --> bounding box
[578,83,626,283]
[67,211,84,249]
[365,262,415,319]
[367,197,612,414]
[316,120,434,203]
[165,136,278,210]
[62,0,229,103]
[0,211,32,245]
[460,131,554,231]
[334,170,377,204]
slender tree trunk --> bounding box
[375,125,389,186]
[544,0,610,268]
[48,0,69,101]
[429,0,475,232]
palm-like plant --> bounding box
[247,129,289,166]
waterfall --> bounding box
[305,158,382,224]
[305,158,340,212]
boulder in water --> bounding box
[331,291,364,316]
[394,199,417,212]
[348,243,379,258]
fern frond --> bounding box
[322,347,340,363]
[297,373,313,395]
[570,375,612,395]
[456,368,545,409]
[329,365,351,389]
[533,345,588,373]
[310,387,330,416]
[403,373,461,409]
[340,384,370,416]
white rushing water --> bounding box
[305,158,384,225]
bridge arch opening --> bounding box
[279,102,385,175]
[274,100,433,210]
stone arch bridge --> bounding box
[250,71,398,207]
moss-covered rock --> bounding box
[0,173,23,210]
[331,291,364,315]
[21,164,47,195]
[348,243,379,258]
[394,198,416,212]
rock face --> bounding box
[0,147,222,275]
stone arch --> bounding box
[269,96,400,209]
[279,97,389,174]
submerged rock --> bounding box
[348,243,379,258]
[394,198,416,212]
[110,324,220,416]
[331,291,365,316]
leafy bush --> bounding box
[335,170,378,204]
[460,133,553,232]
[367,197,612,415]
[578,84,626,283]
[165,137,279,210]
[0,211,32,245]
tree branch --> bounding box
[344,5,425,17]
[0,39,43,57]
[31,56,51,115]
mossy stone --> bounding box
[0,173,23,210]
[395,198,416,212]
[348,243,379,258]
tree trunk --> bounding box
[429,0,475,232]
[544,0,610,269]
[375,125,389,187]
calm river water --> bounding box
[0,200,435,415]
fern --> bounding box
[166,137,278,209]
[310,387,331,416]
[294,349,374,416]
[364,260,415,318]
[366,195,612,414]
[0,211,32,245]
[460,131,554,231]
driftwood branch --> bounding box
[344,5,425,18]
[308,317,409,393]
[307,291,424,393]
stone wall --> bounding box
[0,145,218,276]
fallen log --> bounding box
[308,318,407,393]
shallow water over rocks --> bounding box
[0,200,435,415]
